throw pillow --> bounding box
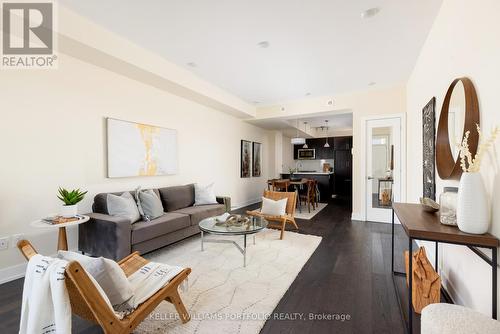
[194,183,218,206]
[135,189,164,221]
[261,197,288,216]
[58,251,134,309]
[107,192,140,223]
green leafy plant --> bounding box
[57,188,87,206]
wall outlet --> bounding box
[0,237,9,250]
[11,234,23,247]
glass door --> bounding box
[366,118,401,223]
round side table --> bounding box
[30,215,90,250]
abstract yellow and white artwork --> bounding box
[107,118,177,177]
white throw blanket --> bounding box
[114,261,185,316]
[19,254,71,334]
[128,262,184,308]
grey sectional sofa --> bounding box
[79,184,230,260]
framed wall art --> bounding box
[422,97,436,200]
[241,140,251,178]
[252,142,262,177]
[107,118,177,178]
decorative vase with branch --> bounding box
[456,125,500,234]
[58,188,87,217]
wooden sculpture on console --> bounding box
[404,246,441,314]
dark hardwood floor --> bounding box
[0,197,416,334]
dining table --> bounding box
[267,178,308,213]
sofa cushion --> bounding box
[158,184,195,212]
[107,192,141,223]
[173,204,225,226]
[131,212,190,244]
[194,183,218,206]
[93,189,161,215]
[135,189,164,221]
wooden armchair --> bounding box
[17,240,191,334]
[247,190,299,240]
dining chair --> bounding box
[299,179,316,213]
[272,179,290,192]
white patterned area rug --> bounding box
[294,203,328,220]
[136,229,321,334]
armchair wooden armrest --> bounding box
[246,210,284,221]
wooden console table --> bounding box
[391,203,499,334]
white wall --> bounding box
[282,135,294,173]
[0,7,271,278]
[407,0,500,315]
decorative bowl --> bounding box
[420,197,440,213]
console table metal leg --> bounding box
[493,247,497,319]
[243,235,247,267]
[408,237,413,334]
[435,241,439,272]
[391,209,395,273]
[201,231,204,251]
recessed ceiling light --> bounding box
[187,62,197,68]
[305,92,311,96]
[368,81,376,86]
[361,7,380,19]
[257,41,270,49]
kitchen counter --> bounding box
[280,172,334,202]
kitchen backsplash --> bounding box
[287,159,334,172]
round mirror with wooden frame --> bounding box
[436,77,480,180]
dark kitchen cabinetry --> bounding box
[333,136,352,150]
[291,135,352,198]
[334,148,352,196]
[293,137,334,160]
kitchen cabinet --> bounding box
[334,149,352,196]
[333,136,352,150]
[293,137,334,160]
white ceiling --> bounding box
[248,111,352,138]
[61,0,442,105]
[298,113,353,130]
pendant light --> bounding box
[302,122,309,148]
[324,120,330,148]
[291,119,306,145]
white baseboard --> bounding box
[231,198,261,211]
[0,248,78,285]
[0,262,27,285]
[351,212,366,221]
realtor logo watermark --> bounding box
[1,0,57,68]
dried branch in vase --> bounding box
[458,124,500,172]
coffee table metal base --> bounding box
[201,231,256,267]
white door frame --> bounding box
[360,113,406,222]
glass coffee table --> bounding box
[199,215,268,267]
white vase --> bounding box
[60,204,78,218]
[457,172,490,234]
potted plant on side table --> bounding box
[58,187,87,217]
